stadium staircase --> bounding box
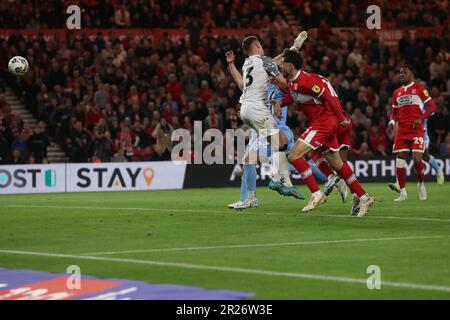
[4,87,69,163]
[274,0,299,26]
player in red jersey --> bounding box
[310,114,352,206]
[274,49,375,217]
[388,64,437,202]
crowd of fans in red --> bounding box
[0,0,448,164]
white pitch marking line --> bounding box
[4,204,450,222]
[81,235,447,256]
[3,204,223,214]
[0,249,450,294]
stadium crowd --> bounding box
[0,0,448,30]
[0,1,449,164]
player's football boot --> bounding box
[437,169,445,185]
[388,183,401,193]
[418,182,427,201]
[281,185,306,200]
[324,174,340,196]
[302,191,327,213]
[394,189,408,202]
[228,200,244,209]
[269,180,284,194]
[356,194,375,217]
[335,179,349,203]
[234,198,259,210]
[351,194,360,216]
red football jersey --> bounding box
[390,82,432,128]
[280,70,344,124]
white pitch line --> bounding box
[0,249,450,294]
[4,204,450,222]
[81,235,447,256]
[2,204,224,214]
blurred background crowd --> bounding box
[0,0,448,164]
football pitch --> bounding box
[1,182,450,299]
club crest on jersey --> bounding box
[412,89,416,94]
[312,85,321,93]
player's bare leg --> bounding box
[394,152,409,201]
[324,151,374,217]
[288,141,326,212]
[413,151,427,200]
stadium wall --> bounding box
[0,157,449,194]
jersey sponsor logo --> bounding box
[291,92,315,103]
[396,94,414,106]
[312,85,321,93]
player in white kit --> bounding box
[226,36,292,209]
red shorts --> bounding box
[299,119,339,152]
[336,120,352,149]
[393,127,425,153]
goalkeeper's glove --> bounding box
[290,31,308,51]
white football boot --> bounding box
[228,200,244,209]
[418,182,427,201]
[302,191,327,213]
[234,198,259,210]
[394,189,408,202]
[356,194,375,217]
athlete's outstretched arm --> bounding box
[226,51,244,91]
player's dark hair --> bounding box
[242,36,259,55]
[282,49,303,69]
[399,64,416,77]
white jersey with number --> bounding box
[238,55,281,138]
[239,55,281,106]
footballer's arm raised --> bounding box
[226,51,244,91]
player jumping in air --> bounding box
[388,64,438,201]
[274,49,375,216]
[226,36,298,209]
[227,82,307,209]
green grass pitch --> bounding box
[1,182,450,299]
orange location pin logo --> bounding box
[143,167,155,186]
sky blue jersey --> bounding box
[268,83,287,127]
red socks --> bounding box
[291,157,320,193]
[311,153,334,177]
[338,161,366,197]
[414,161,424,183]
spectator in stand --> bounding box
[352,142,374,158]
[166,74,184,103]
[204,106,223,131]
[90,127,113,162]
[11,131,28,163]
[152,118,174,161]
[51,97,72,145]
[197,80,213,103]
[116,123,137,160]
[28,122,49,163]
[70,121,91,163]
[94,83,110,110]
[9,149,25,164]
[84,103,102,132]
